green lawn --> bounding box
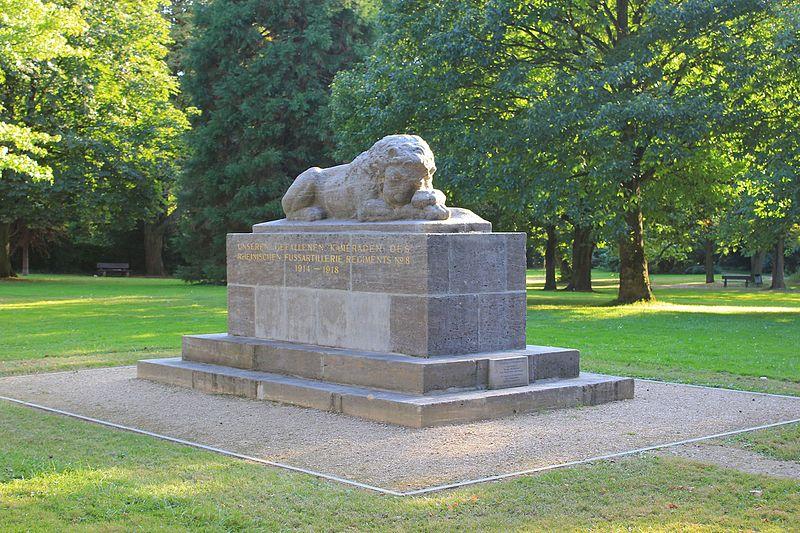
[732,423,800,462]
[525,270,800,395]
[2,272,798,394]
[1,401,798,531]
[0,275,226,375]
[1,273,799,530]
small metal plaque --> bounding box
[488,356,530,389]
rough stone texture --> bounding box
[388,296,428,356]
[447,234,507,293]
[253,344,323,380]
[137,357,632,427]
[281,134,451,222]
[226,231,526,357]
[137,359,193,388]
[257,380,336,412]
[321,352,422,393]
[254,286,286,339]
[254,208,491,234]
[427,295,480,354]
[183,335,255,369]
[528,347,580,381]
[505,233,528,290]
[193,370,258,399]
[227,285,255,337]
[3,367,798,491]
[478,292,527,353]
[181,334,580,395]
[227,238,284,287]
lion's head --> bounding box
[349,134,437,207]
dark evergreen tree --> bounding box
[176,0,375,282]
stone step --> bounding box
[182,333,580,394]
[137,357,633,428]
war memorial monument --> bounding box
[139,134,633,427]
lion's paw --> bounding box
[423,204,450,220]
[289,206,327,221]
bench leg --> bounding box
[724,280,727,287]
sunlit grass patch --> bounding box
[523,270,800,391]
[0,276,226,369]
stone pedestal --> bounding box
[138,209,633,427]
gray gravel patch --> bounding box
[1,366,799,491]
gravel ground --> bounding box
[1,366,799,491]
[657,442,800,480]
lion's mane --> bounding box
[344,134,437,200]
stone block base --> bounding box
[138,335,634,427]
[180,334,579,394]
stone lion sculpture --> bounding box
[281,134,450,221]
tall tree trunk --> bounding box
[751,250,765,277]
[557,246,571,283]
[771,237,786,290]
[543,225,557,291]
[617,184,653,303]
[566,225,593,291]
[18,226,30,276]
[0,222,13,278]
[21,239,29,276]
[704,239,715,283]
[144,222,166,277]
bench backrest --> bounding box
[97,263,130,269]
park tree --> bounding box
[175,0,376,282]
[721,2,800,289]
[0,0,187,278]
[331,0,792,303]
[78,0,189,276]
[0,0,83,277]
[643,143,743,281]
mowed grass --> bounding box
[732,424,800,462]
[1,272,798,394]
[1,401,798,531]
[0,275,226,375]
[525,270,800,395]
[1,274,799,529]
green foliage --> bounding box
[330,0,796,301]
[58,0,190,241]
[718,3,800,256]
[175,0,376,282]
[0,0,188,278]
[0,0,83,222]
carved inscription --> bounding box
[488,357,530,390]
[235,240,413,275]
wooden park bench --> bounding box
[722,273,763,287]
[96,262,130,277]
